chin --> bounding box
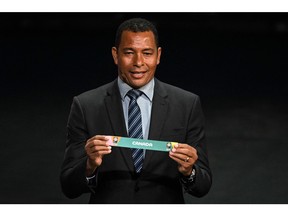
[130,81,145,89]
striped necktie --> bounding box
[127,89,144,173]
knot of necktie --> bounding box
[126,89,143,100]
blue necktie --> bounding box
[127,89,144,173]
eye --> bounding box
[143,52,153,56]
[124,51,134,55]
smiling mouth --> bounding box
[130,71,146,74]
[129,71,146,78]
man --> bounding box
[60,18,212,204]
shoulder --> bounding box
[72,80,118,108]
[76,80,116,101]
[155,78,199,100]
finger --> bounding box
[87,135,109,142]
[98,148,112,155]
[171,146,190,156]
[173,143,192,149]
[88,148,112,158]
[169,151,189,163]
[172,144,197,157]
[86,138,109,149]
[87,150,112,164]
[172,143,193,151]
[169,153,185,165]
[87,145,112,154]
[169,151,197,164]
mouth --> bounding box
[130,71,146,74]
[129,71,146,78]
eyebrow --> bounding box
[122,47,155,51]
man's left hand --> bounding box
[169,143,198,176]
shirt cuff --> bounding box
[86,175,96,185]
[180,167,196,191]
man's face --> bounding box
[112,30,162,89]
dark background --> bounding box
[0,13,288,204]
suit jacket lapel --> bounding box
[143,79,168,169]
[104,79,134,172]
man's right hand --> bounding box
[85,135,112,176]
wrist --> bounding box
[181,167,196,183]
[86,159,97,177]
[182,168,193,177]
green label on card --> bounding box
[106,136,178,152]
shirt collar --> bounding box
[117,76,154,102]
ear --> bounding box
[112,47,118,65]
[157,47,162,65]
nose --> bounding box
[133,53,144,67]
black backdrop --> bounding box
[0,13,288,203]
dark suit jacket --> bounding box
[60,78,212,204]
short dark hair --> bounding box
[115,18,159,48]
